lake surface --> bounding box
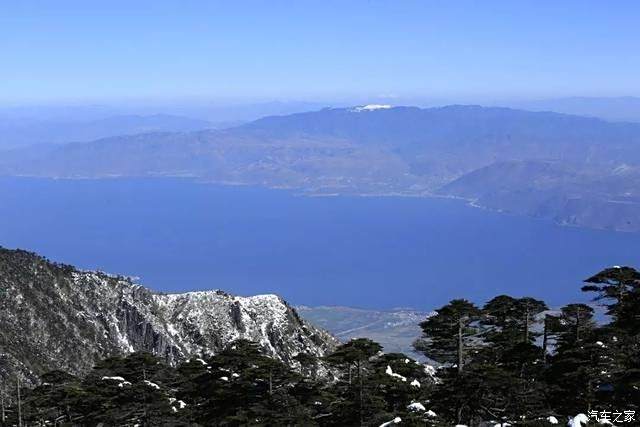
[1,177,638,310]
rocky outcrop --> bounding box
[0,247,337,386]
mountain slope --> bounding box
[3,105,640,230]
[0,247,337,386]
[441,160,640,231]
[6,105,640,186]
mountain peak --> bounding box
[0,247,338,385]
[350,104,393,112]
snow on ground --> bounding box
[385,365,407,382]
[101,376,131,387]
[102,376,126,382]
[568,414,589,426]
[407,402,425,412]
[351,104,392,112]
[144,380,160,390]
[379,417,402,426]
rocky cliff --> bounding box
[0,247,337,386]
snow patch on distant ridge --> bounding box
[351,104,392,112]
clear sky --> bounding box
[1,1,639,104]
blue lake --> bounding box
[0,177,638,310]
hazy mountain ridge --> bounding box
[0,114,214,150]
[3,105,640,230]
[0,247,337,386]
[441,159,640,231]
[509,96,640,123]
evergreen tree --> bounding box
[470,296,550,423]
[20,371,81,425]
[184,339,316,425]
[555,303,596,351]
[518,297,548,343]
[368,353,436,425]
[582,267,640,409]
[324,338,383,426]
[482,296,547,349]
[582,266,640,334]
[481,295,521,349]
[415,299,481,373]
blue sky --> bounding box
[1,1,639,104]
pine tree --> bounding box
[482,295,547,350]
[518,297,548,343]
[414,299,481,373]
[582,266,640,335]
[582,267,640,409]
[369,353,435,425]
[555,303,596,351]
[324,338,383,426]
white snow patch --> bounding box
[407,402,425,412]
[424,364,437,376]
[144,380,160,390]
[220,376,229,381]
[547,416,558,424]
[568,414,589,427]
[102,376,126,382]
[101,376,131,387]
[410,379,421,388]
[385,365,407,382]
[379,417,402,426]
[351,104,392,112]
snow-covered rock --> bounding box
[0,247,338,386]
[547,416,559,424]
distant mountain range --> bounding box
[0,247,337,386]
[509,96,640,123]
[0,114,214,150]
[2,104,640,231]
